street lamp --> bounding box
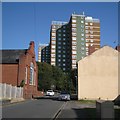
[75,75,77,95]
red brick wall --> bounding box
[1,41,40,99]
[88,45,96,55]
[1,64,18,86]
[17,41,39,99]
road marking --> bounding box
[52,101,68,120]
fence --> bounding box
[0,83,23,100]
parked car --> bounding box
[46,90,55,96]
[58,91,70,101]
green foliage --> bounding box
[37,62,70,91]
[20,80,25,87]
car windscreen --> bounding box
[61,91,69,94]
[48,90,53,92]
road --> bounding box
[56,101,96,119]
[2,99,65,118]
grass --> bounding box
[78,99,96,104]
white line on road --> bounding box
[52,101,68,120]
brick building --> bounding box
[1,41,40,99]
[115,45,120,52]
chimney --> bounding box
[28,41,35,56]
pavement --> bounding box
[57,101,96,119]
[0,98,25,106]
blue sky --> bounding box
[2,2,118,60]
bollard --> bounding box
[96,100,114,119]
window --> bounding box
[58,50,61,53]
[51,58,55,62]
[58,46,61,49]
[72,19,76,23]
[52,25,56,28]
[72,46,76,50]
[72,60,76,63]
[86,43,89,46]
[72,28,76,32]
[81,38,84,41]
[63,68,66,71]
[58,38,61,41]
[72,55,76,59]
[90,44,93,46]
[58,42,61,45]
[30,62,34,85]
[52,37,56,40]
[52,46,55,48]
[81,33,84,36]
[63,34,66,36]
[63,64,66,66]
[58,34,61,36]
[58,29,61,32]
[63,38,66,41]
[63,26,66,29]
[72,24,76,27]
[58,55,61,57]
[85,22,88,25]
[58,64,61,66]
[63,55,66,58]
[90,31,93,34]
[51,49,55,53]
[63,59,65,62]
[72,33,76,36]
[63,51,65,53]
[81,47,84,50]
[63,42,66,45]
[90,26,93,29]
[51,54,55,57]
[81,42,84,45]
[72,51,76,54]
[81,25,84,28]
[72,16,76,19]
[63,30,66,32]
[72,37,76,40]
[81,29,84,32]
[90,35,93,38]
[90,40,93,42]
[72,41,76,45]
[86,30,89,33]
[52,33,55,36]
[90,23,93,25]
[81,21,84,23]
[52,41,55,44]
[81,52,84,54]
[58,59,61,62]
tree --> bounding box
[37,62,68,91]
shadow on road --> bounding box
[72,108,97,119]
[72,107,120,119]
[34,94,78,101]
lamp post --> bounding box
[75,76,77,95]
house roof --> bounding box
[0,49,27,64]
[78,46,118,63]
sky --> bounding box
[2,2,118,60]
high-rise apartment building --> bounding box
[38,44,50,63]
[50,13,100,72]
[50,21,68,66]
